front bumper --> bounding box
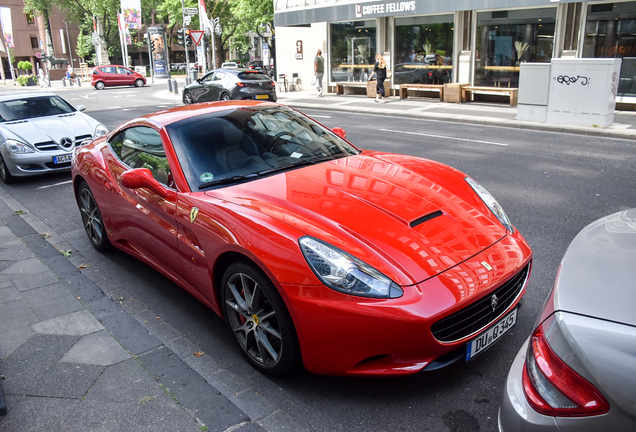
[282,232,532,376]
[1,148,73,177]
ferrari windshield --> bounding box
[166,105,360,190]
[0,95,75,122]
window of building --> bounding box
[26,13,35,24]
[475,7,557,88]
[330,20,377,83]
[394,14,454,85]
[583,1,636,97]
[30,36,39,49]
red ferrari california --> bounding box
[71,101,532,376]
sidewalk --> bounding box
[3,76,636,140]
[0,190,303,431]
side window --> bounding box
[117,67,129,74]
[202,73,214,82]
[213,72,225,81]
[101,66,115,74]
[111,127,174,188]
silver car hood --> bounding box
[555,208,636,327]
[1,113,95,145]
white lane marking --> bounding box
[122,108,131,111]
[379,128,508,146]
[107,106,121,109]
[308,115,332,118]
[37,180,73,190]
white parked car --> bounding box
[221,62,238,69]
[0,92,108,183]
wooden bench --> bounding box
[335,82,368,95]
[461,86,519,107]
[399,84,444,101]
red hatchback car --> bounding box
[71,101,532,376]
[91,65,146,90]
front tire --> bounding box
[0,155,15,184]
[222,261,301,376]
[95,81,105,90]
[78,181,111,251]
[134,79,144,87]
[183,90,193,105]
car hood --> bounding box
[1,112,96,144]
[206,151,507,285]
[555,208,636,327]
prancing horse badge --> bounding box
[190,207,199,223]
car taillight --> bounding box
[522,323,609,417]
[236,82,246,86]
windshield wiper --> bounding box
[198,173,259,189]
[256,155,337,176]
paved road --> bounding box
[1,85,634,431]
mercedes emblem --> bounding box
[60,137,74,149]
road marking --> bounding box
[122,108,131,111]
[379,128,508,146]
[308,115,332,118]
[107,106,121,109]
[37,180,73,190]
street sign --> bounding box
[36,52,42,59]
[184,7,198,15]
[184,16,191,25]
[189,30,204,46]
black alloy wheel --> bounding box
[222,261,301,376]
[183,90,193,105]
[78,181,111,251]
[0,155,15,184]
[220,92,231,101]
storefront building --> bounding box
[274,0,636,104]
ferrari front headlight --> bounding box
[466,177,514,233]
[5,139,35,154]
[93,123,108,138]
[299,236,403,299]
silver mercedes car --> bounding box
[0,92,108,183]
[499,209,636,431]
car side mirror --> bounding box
[76,105,86,112]
[332,127,347,140]
[121,168,168,198]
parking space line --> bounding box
[379,128,508,146]
[36,180,73,189]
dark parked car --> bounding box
[90,65,146,90]
[248,61,264,71]
[182,69,276,104]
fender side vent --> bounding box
[410,210,443,228]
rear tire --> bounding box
[77,181,111,251]
[220,92,231,101]
[222,260,301,376]
[0,155,15,184]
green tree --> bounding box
[230,0,274,66]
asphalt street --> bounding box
[1,82,635,432]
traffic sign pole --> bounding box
[181,0,190,73]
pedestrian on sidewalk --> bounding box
[369,54,388,104]
[314,49,324,97]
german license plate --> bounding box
[255,94,269,99]
[53,154,72,164]
[465,308,517,361]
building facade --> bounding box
[1,0,81,79]
[274,0,636,104]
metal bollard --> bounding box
[185,77,191,86]
[167,79,173,93]
[172,79,179,95]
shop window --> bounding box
[475,7,556,88]
[394,15,454,85]
[583,1,636,97]
[329,21,376,83]
[30,37,38,49]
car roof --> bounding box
[0,92,58,102]
[125,100,279,129]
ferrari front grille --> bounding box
[431,262,530,342]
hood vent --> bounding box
[6,120,28,125]
[410,210,443,228]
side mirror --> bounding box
[121,168,168,198]
[76,105,86,112]
[332,127,347,140]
